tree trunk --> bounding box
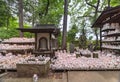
[62,0,68,50]
[93,0,100,50]
[32,11,35,27]
[108,0,111,7]
[85,0,100,50]
[18,0,24,37]
[94,28,98,50]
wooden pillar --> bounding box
[49,33,52,50]
[35,33,37,50]
[100,27,102,51]
[49,33,52,57]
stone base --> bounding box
[93,52,98,58]
[16,60,50,77]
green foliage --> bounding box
[0,17,33,39]
[38,0,64,25]
[0,28,19,39]
[67,24,79,42]
[0,0,63,39]
[90,0,98,4]
[79,35,87,49]
[23,0,64,25]
[58,32,62,47]
[0,17,18,39]
[69,0,111,49]
[92,40,100,50]
[0,0,12,27]
[88,36,93,40]
[111,0,120,6]
[8,17,19,28]
[73,40,79,47]
[0,27,33,39]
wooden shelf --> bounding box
[2,42,35,44]
[102,47,120,50]
[0,48,33,51]
[102,32,120,37]
[102,40,120,43]
[102,28,115,32]
[0,48,33,54]
[91,6,120,54]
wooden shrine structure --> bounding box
[92,6,120,54]
[18,24,60,57]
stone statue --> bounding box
[88,43,93,52]
[69,42,75,54]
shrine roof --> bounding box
[17,24,60,34]
[92,5,120,28]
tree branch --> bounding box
[97,11,102,13]
[94,0,100,17]
[77,15,93,18]
[85,0,96,8]
[45,0,50,16]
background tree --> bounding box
[62,0,68,49]
[39,0,64,25]
[78,19,87,49]
[85,0,103,50]
[18,0,24,37]
[23,0,38,27]
[67,24,79,43]
[0,0,120,49]
[68,0,109,49]
[0,0,12,27]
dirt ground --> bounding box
[68,71,120,82]
[0,71,120,82]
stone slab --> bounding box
[17,60,50,77]
[68,71,120,82]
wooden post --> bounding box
[49,33,52,50]
[100,26,102,51]
[35,33,37,50]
